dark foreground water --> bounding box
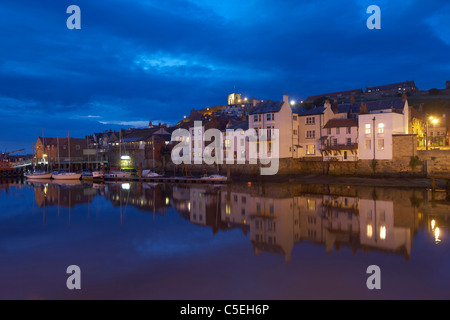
[0,179,449,300]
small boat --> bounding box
[142,170,162,178]
[52,171,82,180]
[82,171,105,182]
[26,172,53,179]
[105,171,132,179]
[200,175,228,181]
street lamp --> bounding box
[426,116,440,150]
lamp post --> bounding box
[426,116,439,151]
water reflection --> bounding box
[22,180,450,262]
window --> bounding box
[254,115,258,122]
[327,128,331,135]
[332,138,338,146]
[306,131,316,139]
[293,130,298,135]
[293,115,298,121]
[259,115,262,122]
[307,199,316,211]
[377,139,385,150]
[346,127,351,134]
[365,139,371,150]
[344,151,348,160]
[306,117,315,125]
[225,140,231,149]
[76,145,81,151]
[336,128,340,135]
[306,144,316,155]
[365,124,371,134]
[267,114,271,121]
[378,123,385,134]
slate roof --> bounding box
[226,121,249,131]
[292,107,326,116]
[249,101,284,115]
[323,118,359,129]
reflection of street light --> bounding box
[435,227,441,244]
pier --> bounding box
[103,176,229,185]
[0,168,24,179]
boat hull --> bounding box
[26,173,53,179]
[52,173,82,180]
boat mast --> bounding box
[57,134,60,170]
[68,130,71,172]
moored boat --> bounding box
[82,171,105,182]
[26,172,53,179]
[142,170,162,178]
[52,172,82,180]
[200,175,228,181]
[105,171,132,179]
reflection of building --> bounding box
[221,189,299,262]
[359,199,412,256]
[187,187,227,234]
[32,182,94,208]
[104,182,170,215]
[216,184,430,262]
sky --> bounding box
[0,0,449,154]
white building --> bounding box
[249,94,294,159]
[321,118,359,161]
[293,101,335,159]
[358,113,408,160]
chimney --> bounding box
[333,100,339,113]
[324,99,331,110]
[283,93,289,104]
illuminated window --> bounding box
[307,199,316,211]
[380,226,386,240]
[378,123,385,134]
[306,144,315,155]
[365,124,371,134]
[367,225,373,238]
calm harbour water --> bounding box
[0,179,449,300]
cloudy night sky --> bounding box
[0,0,449,153]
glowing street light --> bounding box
[290,100,296,106]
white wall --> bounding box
[358,112,406,160]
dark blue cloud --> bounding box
[0,0,449,153]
